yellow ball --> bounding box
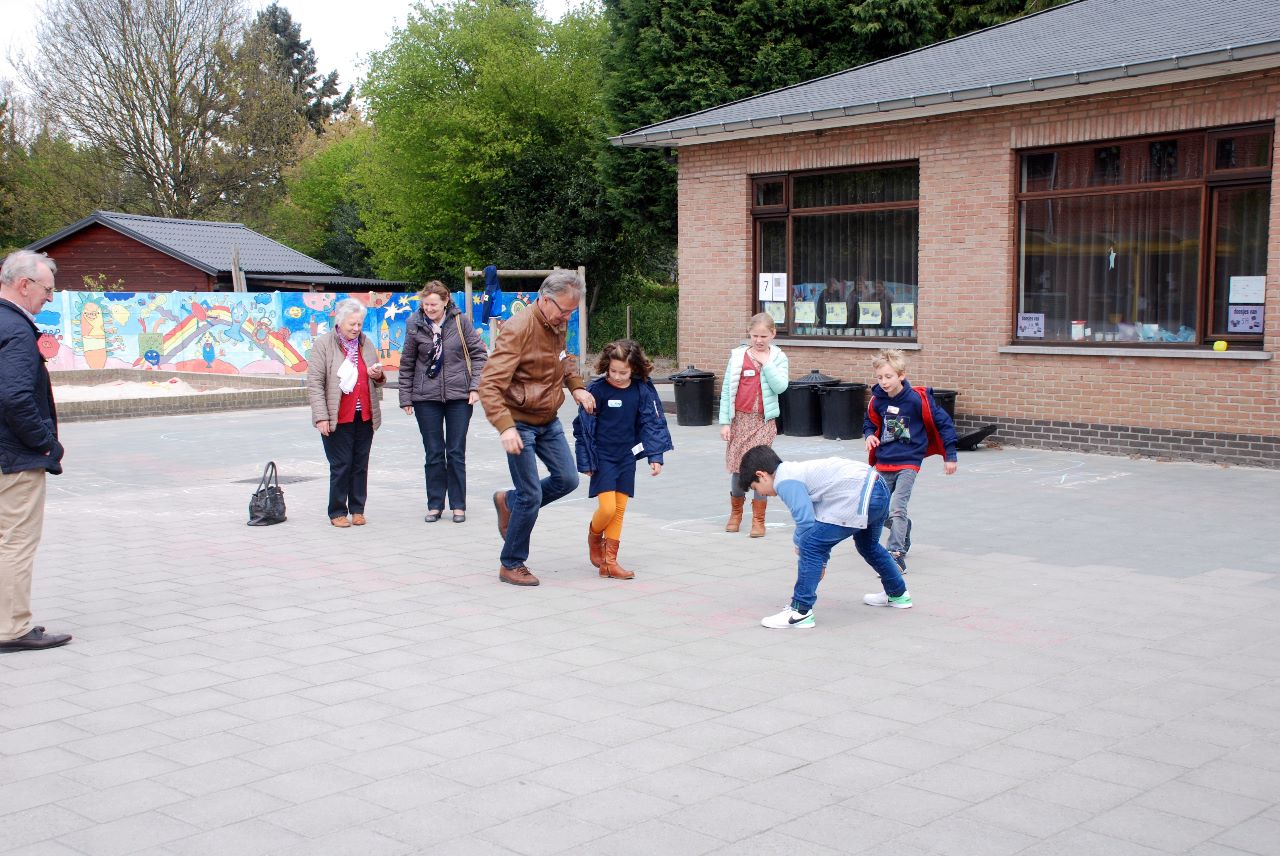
[1213,340,1228,351]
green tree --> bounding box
[252,3,354,134]
[601,0,1071,268]
[20,0,306,220]
[264,116,376,276]
[359,0,620,290]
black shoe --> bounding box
[424,510,442,523]
[0,626,72,652]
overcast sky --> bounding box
[2,0,575,97]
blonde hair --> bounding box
[871,349,908,374]
[748,312,775,333]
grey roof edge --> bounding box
[27,211,216,276]
[27,210,343,276]
[610,0,1090,146]
[611,37,1280,148]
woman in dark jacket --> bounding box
[400,281,489,522]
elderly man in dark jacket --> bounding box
[0,250,71,652]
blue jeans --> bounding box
[413,399,473,511]
[320,416,374,518]
[792,478,904,612]
[500,419,579,569]
[879,468,916,555]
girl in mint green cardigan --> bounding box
[718,313,789,537]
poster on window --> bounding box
[793,301,816,324]
[1228,275,1265,304]
[858,302,882,325]
[1017,312,1045,338]
[890,303,915,327]
[1227,305,1263,333]
[758,274,773,301]
[772,274,788,302]
[763,301,787,326]
[824,302,847,325]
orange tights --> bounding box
[590,491,629,541]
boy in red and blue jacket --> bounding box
[862,349,958,572]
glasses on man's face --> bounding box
[546,297,576,317]
[26,279,54,296]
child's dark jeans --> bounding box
[791,477,905,612]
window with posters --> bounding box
[1015,125,1271,347]
[752,164,919,341]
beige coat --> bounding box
[307,331,384,430]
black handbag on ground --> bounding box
[247,461,287,526]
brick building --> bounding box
[614,0,1280,467]
[27,211,407,293]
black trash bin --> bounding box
[779,369,841,436]
[668,365,716,426]
[818,383,868,440]
[930,388,959,420]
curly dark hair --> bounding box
[594,339,653,381]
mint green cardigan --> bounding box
[718,345,789,423]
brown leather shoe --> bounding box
[330,516,351,528]
[499,564,540,586]
[351,513,367,526]
[600,538,635,580]
[749,498,767,538]
[725,495,745,532]
[493,490,511,540]
[588,523,605,568]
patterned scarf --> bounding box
[425,312,444,379]
[339,331,360,365]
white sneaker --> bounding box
[761,606,815,629]
[863,591,913,608]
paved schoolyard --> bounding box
[2,399,1278,856]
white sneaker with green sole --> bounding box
[761,607,815,629]
[863,591,912,608]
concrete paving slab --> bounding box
[1,401,1279,854]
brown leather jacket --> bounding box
[478,300,583,432]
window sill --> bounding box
[776,338,921,350]
[998,345,1271,360]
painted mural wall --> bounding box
[34,290,581,376]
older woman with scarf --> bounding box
[307,298,385,527]
[400,281,488,522]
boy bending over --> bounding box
[740,445,910,629]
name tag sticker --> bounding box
[631,442,645,455]
[607,399,622,408]
[887,405,900,414]
[743,369,757,377]
[558,350,567,360]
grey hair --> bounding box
[1,250,57,286]
[332,298,367,326]
[539,270,584,303]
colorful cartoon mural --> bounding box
[37,290,582,376]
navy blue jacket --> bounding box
[0,297,62,475]
[573,377,673,473]
[862,381,957,470]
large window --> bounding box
[1016,126,1271,346]
[753,164,919,340]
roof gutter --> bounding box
[611,39,1280,148]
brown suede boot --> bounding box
[749,498,768,537]
[600,538,635,580]
[588,523,605,569]
[725,496,745,532]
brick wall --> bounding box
[44,224,215,292]
[676,69,1280,466]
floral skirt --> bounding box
[725,411,777,474]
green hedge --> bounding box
[588,278,678,356]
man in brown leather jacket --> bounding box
[479,271,595,586]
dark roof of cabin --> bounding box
[29,211,342,276]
